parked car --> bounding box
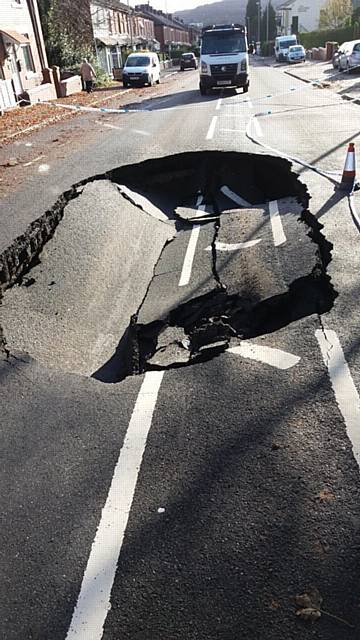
[332,43,348,69]
[122,52,160,87]
[180,52,198,71]
[337,40,360,72]
[287,44,306,63]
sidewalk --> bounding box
[282,58,360,104]
[0,67,179,144]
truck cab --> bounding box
[199,24,249,95]
[274,35,298,62]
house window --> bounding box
[21,45,35,73]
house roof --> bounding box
[91,0,131,13]
[135,5,187,30]
[277,0,296,9]
[0,29,30,45]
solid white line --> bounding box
[216,98,222,111]
[23,155,44,167]
[205,239,261,251]
[228,343,300,369]
[316,329,360,466]
[268,200,286,246]
[66,370,164,640]
[252,116,263,138]
[178,200,205,287]
[206,116,217,140]
[221,185,252,207]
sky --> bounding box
[129,0,218,14]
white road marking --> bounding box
[268,200,286,246]
[100,122,123,131]
[38,164,50,173]
[179,197,205,287]
[66,370,164,640]
[221,185,252,207]
[228,342,300,370]
[206,116,217,140]
[205,239,261,251]
[216,98,222,111]
[252,116,263,138]
[25,142,33,147]
[132,129,151,136]
[117,184,170,223]
[219,128,246,133]
[23,155,44,167]
[316,329,360,466]
[247,98,254,108]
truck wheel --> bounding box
[156,77,160,84]
[243,83,249,93]
[123,82,128,88]
[199,83,207,96]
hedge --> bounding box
[299,23,360,49]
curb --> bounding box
[283,69,360,105]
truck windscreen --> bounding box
[280,40,296,48]
[202,32,246,55]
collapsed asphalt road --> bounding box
[3,150,360,640]
[0,151,335,381]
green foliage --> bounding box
[319,0,352,30]
[246,0,261,42]
[299,23,360,50]
[260,3,276,42]
[38,0,94,69]
[91,61,113,88]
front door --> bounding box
[8,45,23,96]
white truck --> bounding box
[199,23,250,95]
[275,35,298,62]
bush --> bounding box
[299,23,360,49]
[91,60,113,88]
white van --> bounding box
[275,35,298,62]
[199,24,249,95]
[122,52,160,88]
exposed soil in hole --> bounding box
[0,151,336,381]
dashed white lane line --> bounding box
[66,370,164,640]
[268,200,286,246]
[221,185,252,208]
[179,196,205,287]
[38,164,50,173]
[228,342,300,370]
[132,129,151,136]
[205,239,261,251]
[206,116,218,140]
[316,329,360,466]
[100,122,123,131]
[216,98,222,111]
[23,155,44,167]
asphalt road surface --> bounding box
[1,59,360,640]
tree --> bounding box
[319,0,352,30]
[260,2,276,42]
[37,0,94,68]
[246,0,261,42]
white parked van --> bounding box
[275,35,298,62]
[122,52,160,88]
[199,24,249,95]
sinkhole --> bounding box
[0,151,336,382]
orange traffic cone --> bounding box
[338,142,359,192]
